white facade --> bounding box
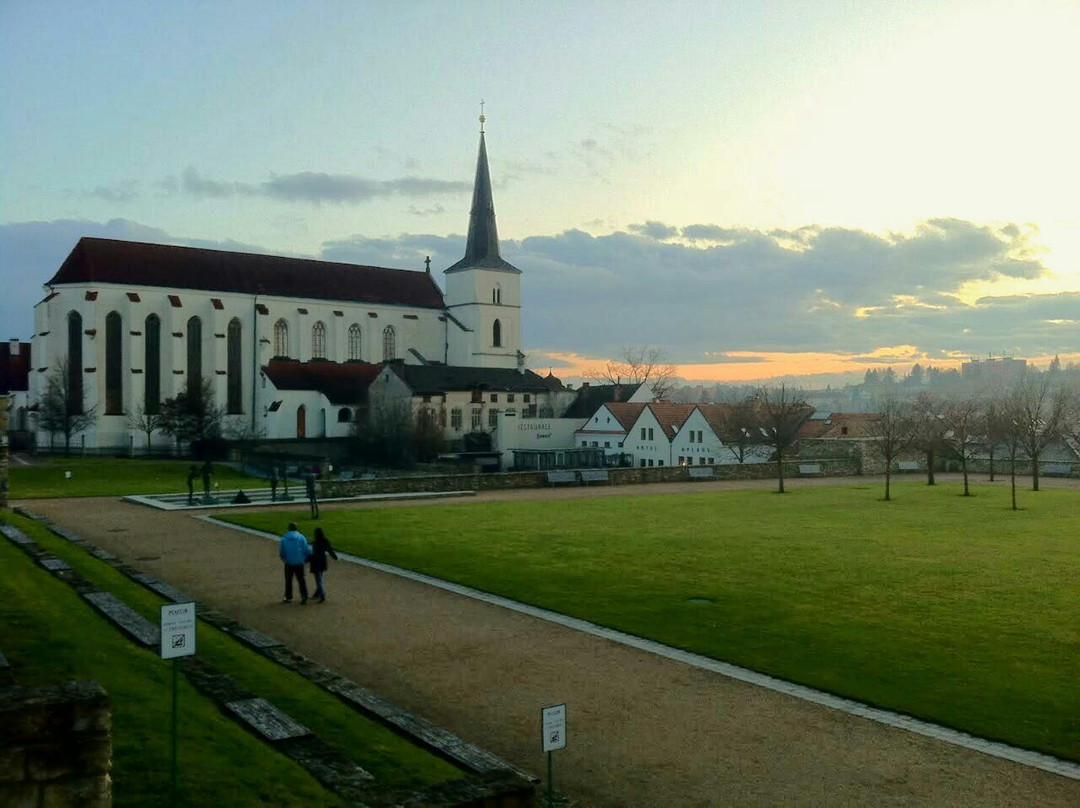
[575,404,635,457]
[444,268,522,369]
[671,408,724,466]
[30,282,447,447]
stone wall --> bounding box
[0,681,112,807]
[321,457,862,498]
[0,395,9,509]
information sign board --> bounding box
[542,703,567,752]
[160,602,196,659]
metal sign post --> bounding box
[161,603,196,806]
[541,703,567,806]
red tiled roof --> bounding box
[817,412,881,439]
[645,403,696,438]
[263,359,382,405]
[51,238,446,310]
[602,402,647,431]
[696,403,735,436]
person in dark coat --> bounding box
[186,465,198,505]
[309,527,338,603]
[305,472,319,519]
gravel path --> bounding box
[20,477,1080,807]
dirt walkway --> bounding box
[20,480,1080,807]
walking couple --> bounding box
[279,522,338,604]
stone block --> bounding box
[0,747,25,782]
[42,774,110,806]
[26,744,75,781]
[0,783,39,808]
[224,698,311,741]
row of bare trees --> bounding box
[869,371,1073,509]
[36,358,252,455]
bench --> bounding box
[688,466,714,479]
[1043,463,1070,476]
[898,460,919,471]
[580,469,611,485]
[798,463,822,475]
[546,470,578,486]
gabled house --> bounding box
[370,362,572,443]
[624,403,697,467]
[574,402,646,457]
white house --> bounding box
[623,403,697,467]
[575,402,646,458]
[26,121,529,449]
[369,362,572,441]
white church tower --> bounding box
[444,113,523,369]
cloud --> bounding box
[628,220,678,240]
[2,216,1071,376]
[0,219,296,338]
[83,180,141,203]
[163,166,470,204]
[180,166,256,198]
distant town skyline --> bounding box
[3,1,1078,383]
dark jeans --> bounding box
[283,564,308,601]
[309,496,319,519]
[313,570,325,599]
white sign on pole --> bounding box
[160,602,196,659]
[541,703,567,752]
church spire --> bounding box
[445,111,520,274]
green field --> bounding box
[0,513,462,805]
[9,457,261,498]
[224,483,1080,761]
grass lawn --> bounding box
[0,513,463,799]
[0,516,338,807]
[9,457,261,499]
[224,482,1080,762]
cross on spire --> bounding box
[479,99,485,133]
[424,255,431,274]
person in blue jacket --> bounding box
[279,522,312,604]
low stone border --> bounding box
[122,488,476,512]
[5,509,538,806]
[211,516,1080,783]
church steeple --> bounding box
[446,114,520,274]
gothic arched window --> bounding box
[311,321,326,359]
[144,314,161,414]
[492,318,502,348]
[348,324,362,361]
[273,319,289,358]
[382,325,396,361]
[186,316,202,394]
[66,311,83,414]
[227,318,242,414]
[105,311,123,414]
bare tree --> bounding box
[715,397,760,463]
[756,384,809,493]
[586,346,678,401]
[909,392,948,485]
[159,378,224,453]
[1010,370,1067,492]
[865,398,910,501]
[1001,389,1025,511]
[980,398,1011,482]
[37,357,97,455]
[941,395,981,496]
[126,402,163,453]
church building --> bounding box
[27,119,562,449]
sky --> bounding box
[2,0,1079,386]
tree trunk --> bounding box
[961,455,970,496]
[776,450,785,494]
[988,449,995,482]
[1010,457,1017,510]
[884,465,891,501]
[1032,453,1040,492]
[926,450,935,485]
